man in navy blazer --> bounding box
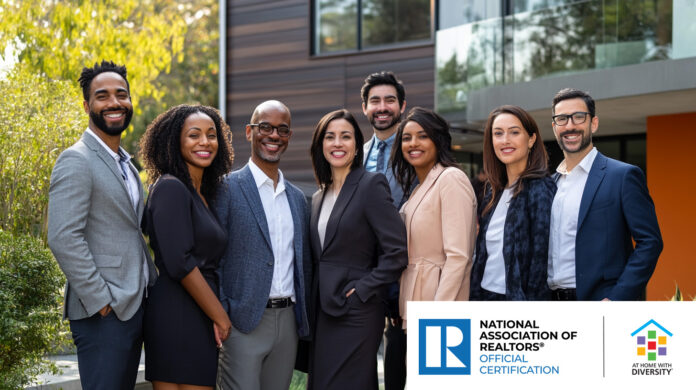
[215,100,311,390]
[548,88,663,301]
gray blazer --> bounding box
[48,131,157,321]
[215,164,312,338]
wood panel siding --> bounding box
[226,0,435,191]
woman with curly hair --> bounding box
[139,104,234,389]
[469,105,556,301]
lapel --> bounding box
[577,152,607,230]
[128,161,145,219]
[404,164,446,233]
[310,190,325,262]
[82,132,138,221]
[322,167,364,253]
[285,184,304,270]
[363,137,374,165]
[238,165,273,249]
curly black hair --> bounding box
[139,104,234,201]
[78,60,130,101]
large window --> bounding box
[314,0,432,55]
[435,0,693,116]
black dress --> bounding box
[143,175,226,386]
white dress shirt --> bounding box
[548,147,598,289]
[248,159,296,301]
[84,128,148,287]
[482,188,513,294]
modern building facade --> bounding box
[223,0,696,299]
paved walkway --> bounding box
[26,348,386,389]
[25,352,150,390]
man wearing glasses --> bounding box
[215,100,311,390]
[548,88,662,301]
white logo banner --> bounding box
[407,301,696,389]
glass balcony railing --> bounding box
[436,0,696,116]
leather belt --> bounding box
[266,297,293,308]
[551,288,577,301]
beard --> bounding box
[90,107,133,136]
[252,136,285,163]
[556,129,592,154]
[369,109,401,131]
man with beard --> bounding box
[47,61,157,389]
[215,100,311,390]
[548,88,662,301]
[360,71,408,390]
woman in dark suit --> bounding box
[307,109,407,390]
[470,105,556,301]
[139,104,233,389]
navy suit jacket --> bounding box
[215,164,312,338]
[564,152,663,300]
[470,176,556,300]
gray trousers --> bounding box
[216,306,298,390]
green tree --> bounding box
[0,0,187,111]
[0,65,85,238]
[0,230,67,390]
[124,0,220,153]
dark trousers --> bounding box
[383,319,407,390]
[69,305,144,390]
[479,288,507,301]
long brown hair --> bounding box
[481,105,548,216]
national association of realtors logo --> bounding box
[419,319,471,375]
[631,319,672,361]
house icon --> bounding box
[631,319,672,361]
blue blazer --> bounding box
[215,164,312,338]
[470,176,556,300]
[571,152,662,300]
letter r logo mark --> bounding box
[419,319,471,375]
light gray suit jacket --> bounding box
[48,131,157,321]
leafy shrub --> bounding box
[0,230,68,390]
[0,65,85,238]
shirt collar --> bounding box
[556,147,598,175]
[85,127,130,162]
[371,132,396,148]
[248,158,285,192]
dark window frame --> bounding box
[310,0,436,57]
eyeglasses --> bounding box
[249,123,291,137]
[552,111,590,126]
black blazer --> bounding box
[310,167,407,318]
[470,176,556,300]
